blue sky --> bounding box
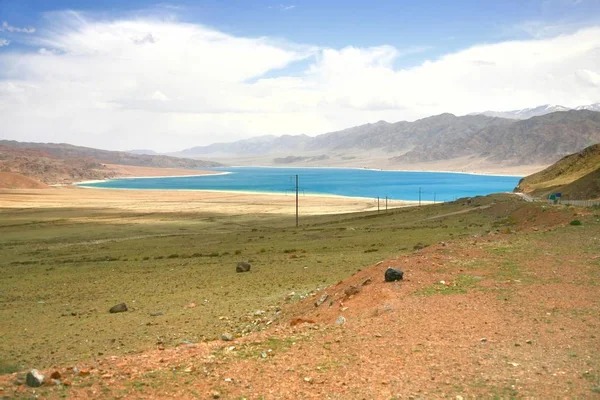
[3,0,600,66]
[1,1,600,150]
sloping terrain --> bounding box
[0,145,118,184]
[174,110,600,170]
[1,193,599,398]
[515,143,600,197]
[0,142,222,184]
[0,172,49,189]
[558,168,600,200]
[0,140,222,170]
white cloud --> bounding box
[1,21,36,33]
[0,38,9,47]
[0,12,599,152]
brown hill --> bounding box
[0,140,222,169]
[0,172,49,189]
[514,143,600,198]
[557,168,600,200]
[0,141,223,185]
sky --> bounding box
[1,0,600,152]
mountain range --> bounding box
[168,109,600,172]
[472,103,600,120]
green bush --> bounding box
[570,220,582,226]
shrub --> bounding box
[142,256,150,261]
[167,254,179,259]
[570,220,582,226]
[234,249,242,255]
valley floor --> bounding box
[0,191,598,398]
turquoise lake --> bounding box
[78,167,521,202]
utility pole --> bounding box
[385,196,388,212]
[377,196,380,213]
[295,174,299,228]
[419,187,422,206]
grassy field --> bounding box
[0,194,520,371]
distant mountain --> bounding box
[128,149,158,155]
[0,141,223,185]
[515,143,600,199]
[171,135,311,158]
[175,110,600,168]
[473,103,600,119]
[0,140,222,169]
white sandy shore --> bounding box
[226,165,525,178]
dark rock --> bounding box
[109,303,128,313]
[236,262,251,273]
[50,371,61,379]
[413,243,426,250]
[150,312,164,317]
[221,333,233,341]
[344,285,361,296]
[314,294,329,307]
[26,369,44,388]
[385,268,404,282]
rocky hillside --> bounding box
[0,142,222,185]
[174,110,600,168]
[514,143,600,198]
[1,140,222,169]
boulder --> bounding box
[385,268,404,282]
[109,303,128,313]
[221,333,233,341]
[26,369,44,388]
[236,262,251,273]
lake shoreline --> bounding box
[74,166,519,203]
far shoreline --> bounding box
[224,165,526,178]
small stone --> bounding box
[314,293,329,307]
[78,368,90,376]
[413,243,426,250]
[211,391,221,399]
[150,312,164,317]
[456,396,464,400]
[336,316,346,326]
[526,340,533,344]
[361,277,372,286]
[224,378,233,383]
[344,285,361,297]
[260,352,267,358]
[109,303,128,313]
[384,268,404,282]
[480,338,488,343]
[26,369,44,388]
[304,377,313,384]
[236,262,251,273]
[221,333,233,341]
[50,371,61,380]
